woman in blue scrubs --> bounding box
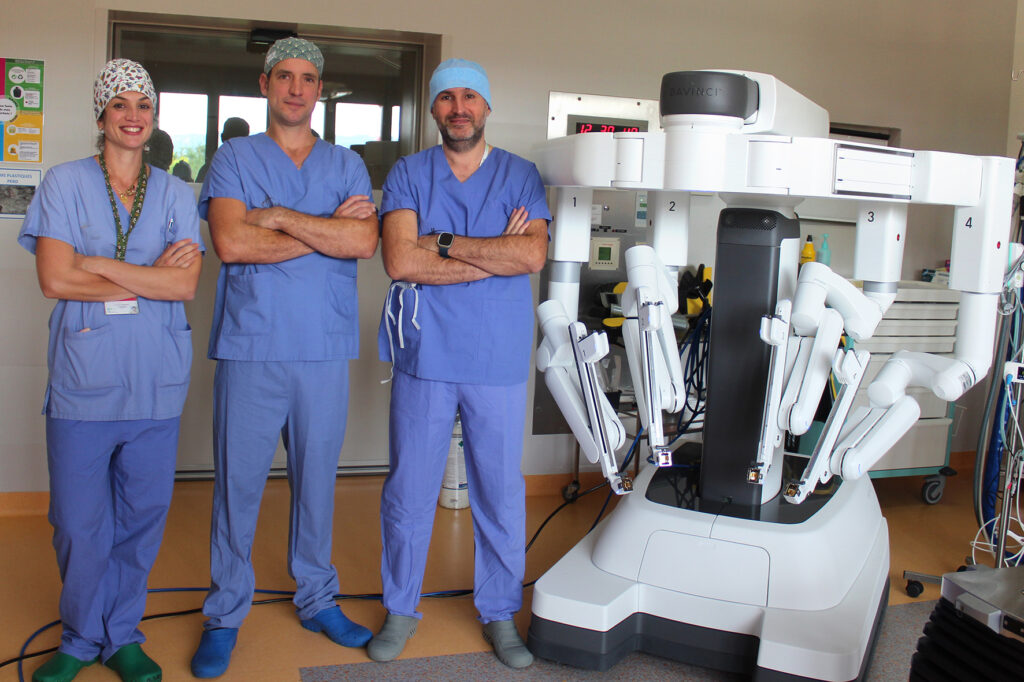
[18,59,204,682]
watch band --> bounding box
[437,232,454,259]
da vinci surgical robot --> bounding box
[529,71,1016,681]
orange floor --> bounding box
[0,454,982,681]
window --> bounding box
[157,92,207,182]
[335,102,383,149]
[219,95,267,136]
[111,13,439,187]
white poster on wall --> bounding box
[0,167,40,218]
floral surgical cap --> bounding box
[93,59,157,120]
[264,37,324,76]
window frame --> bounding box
[108,11,441,184]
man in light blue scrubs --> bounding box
[190,37,379,678]
[370,58,551,669]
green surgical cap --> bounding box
[264,37,324,76]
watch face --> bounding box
[438,232,455,248]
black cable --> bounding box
[524,477,610,553]
[587,427,644,533]
[659,306,710,456]
[525,500,572,553]
[10,431,645,675]
[5,597,299,679]
[587,491,615,534]
[2,643,53,669]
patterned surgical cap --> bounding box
[264,37,324,76]
[93,59,157,120]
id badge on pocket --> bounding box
[105,298,139,315]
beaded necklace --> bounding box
[97,153,148,261]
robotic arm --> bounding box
[620,244,687,467]
[535,187,688,493]
[537,296,630,493]
[532,69,1016,503]
[775,157,1015,503]
[535,187,631,494]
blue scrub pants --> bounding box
[202,360,349,629]
[380,370,527,623]
[46,417,179,662]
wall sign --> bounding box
[1,58,44,164]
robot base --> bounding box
[528,465,890,681]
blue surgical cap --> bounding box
[429,58,492,110]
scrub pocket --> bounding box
[223,272,273,336]
[159,325,193,388]
[417,287,482,363]
[325,271,357,332]
[481,292,534,379]
[52,325,124,391]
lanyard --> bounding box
[97,153,148,262]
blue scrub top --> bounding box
[200,134,372,362]
[378,146,551,385]
[18,157,205,421]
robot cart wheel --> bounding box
[905,579,925,598]
[921,475,946,505]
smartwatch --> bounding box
[437,232,455,258]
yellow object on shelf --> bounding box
[686,266,712,315]
[800,235,816,265]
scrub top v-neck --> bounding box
[200,133,373,362]
[19,157,204,420]
[378,145,551,385]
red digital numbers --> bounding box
[577,123,642,133]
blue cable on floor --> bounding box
[10,424,648,678]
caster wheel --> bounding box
[921,476,945,505]
[906,580,924,598]
[562,481,580,503]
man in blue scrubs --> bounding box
[370,58,550,669]
[190,37,379,678]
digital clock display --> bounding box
[566,114,648,136]
[575,122,642,133]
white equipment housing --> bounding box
[529,70,1015,681]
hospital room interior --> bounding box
[4,1,1024,680]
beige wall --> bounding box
[1,0,1018,491]
[1008,0,1024,153]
